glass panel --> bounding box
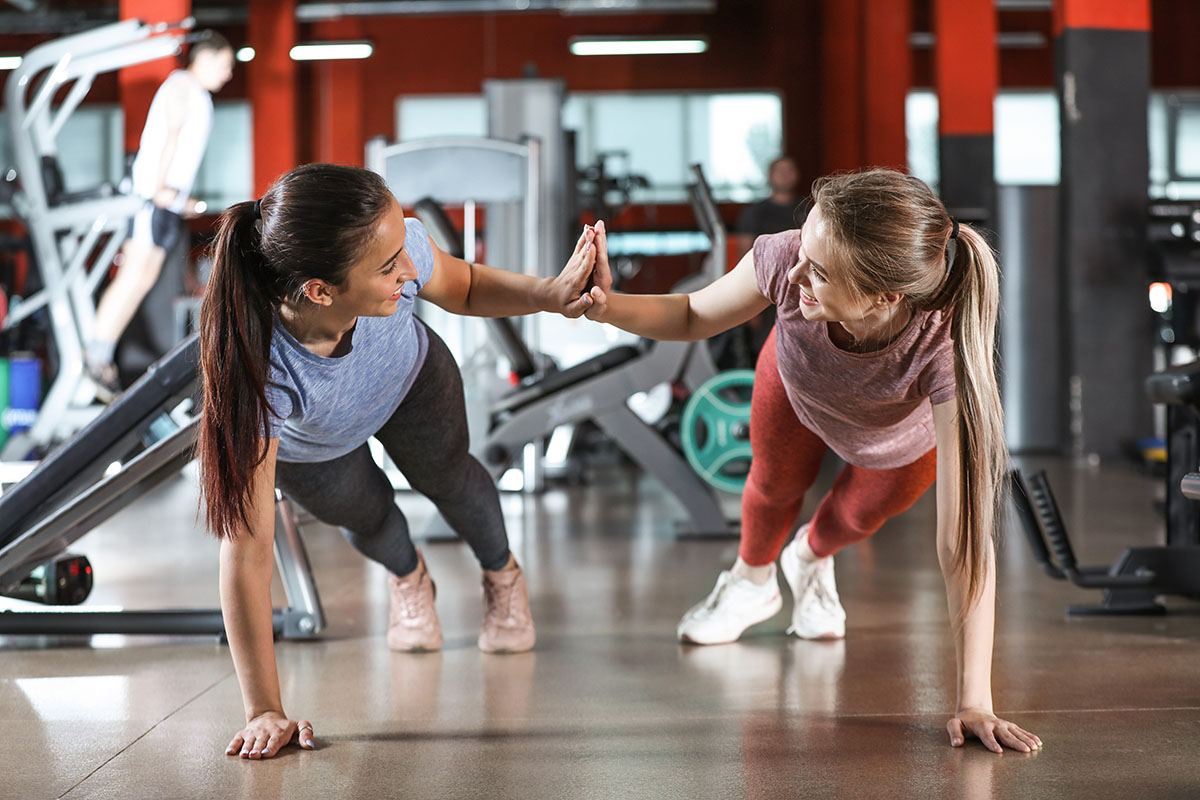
[906,90,939,190]
[56,105,120,193]
[193,100,253,209]
[396,95,486,141]
[1149,93,1169,190]
[693,93,783,202]
[995,91,1059,185]
[1176,102,1200,177]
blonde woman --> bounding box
[582,168,1041,754]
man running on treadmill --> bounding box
[86,31,234,397]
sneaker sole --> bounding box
[677,591,783,645]
[780,543,845,641]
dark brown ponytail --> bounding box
[198,201,277,540]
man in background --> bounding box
[86,31,234,396]
[734,155,801,256]
[722,155,800,366]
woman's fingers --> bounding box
[592,220,613,293]
[261,728,290,759]
[249,733,270,759]
[563,293,593,318]
[583,287,608,321]
[571,224,594,256]
[946,718,965,748]
[979,725,1003,754]
[996,724,1032,753]
[297,720,316,749]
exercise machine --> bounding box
[1,19,193,459]
[0,334,324,639]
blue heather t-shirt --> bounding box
[264,217,436,463]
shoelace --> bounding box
[394,572,431,620]
[698,574,734,615]
[802,562,839,612]
[484,576,519,623]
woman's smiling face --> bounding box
[785,203,874,324]
[335,198,420,317]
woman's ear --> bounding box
[876,291,905,309]
[302,280,336,307]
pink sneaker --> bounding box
[478,561,536,654]
[387,553,442,652]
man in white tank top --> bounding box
[87,31,234,397]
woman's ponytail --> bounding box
[945,223,1007,623]
[198,201,277,539]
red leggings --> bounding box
[739,328,938,565]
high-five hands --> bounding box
[582,220,613,322]
[544,223,601,318]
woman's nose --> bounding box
[400,258,419,281]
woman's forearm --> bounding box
[459,263,552,317]
[593,291,699,341]
[941,542,997,711]
[220,540,285,720]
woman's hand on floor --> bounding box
[226,710,316,759]
[948,708,1042,753]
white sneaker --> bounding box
[779,526,846,640]
[677,567,783,645]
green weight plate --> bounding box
[680,369,755,493]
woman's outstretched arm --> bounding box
[220,437,316,760]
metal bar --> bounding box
[295,0,714,20]
[273,498,326,637]
[0,421,198,582]
[594,405,730,535]
[0,609,285,638]
[47,71,95,142]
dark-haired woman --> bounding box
[198,163,599,760]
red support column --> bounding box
[934,0,996,139]
[861,0,910,170]
[248,0,297,195]
[1053,0,1151,36]
[312,18,365,166]
[118,0,190,155]
[933,0,996,214]
[821,0,863,174]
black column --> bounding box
[1058,26,1153,459]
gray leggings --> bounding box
[275,323,511,577]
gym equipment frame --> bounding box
[0,335,325,639]
[2,19,192,459]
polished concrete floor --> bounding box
[2,455,1199,800]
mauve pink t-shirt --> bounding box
[754,229,956,469]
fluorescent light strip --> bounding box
[570,38,707,56]
[236,47,256,63]
[0,56,22,71]
[289,42,373,61]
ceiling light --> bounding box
[236,47,255,62]
[289,42,374,61]
[0,56,21,71]
[569,36,707,56]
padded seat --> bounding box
[41,155,116,208]
[491,345,642,416]
[1146,360,1200,407]
[0,333,198,547]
